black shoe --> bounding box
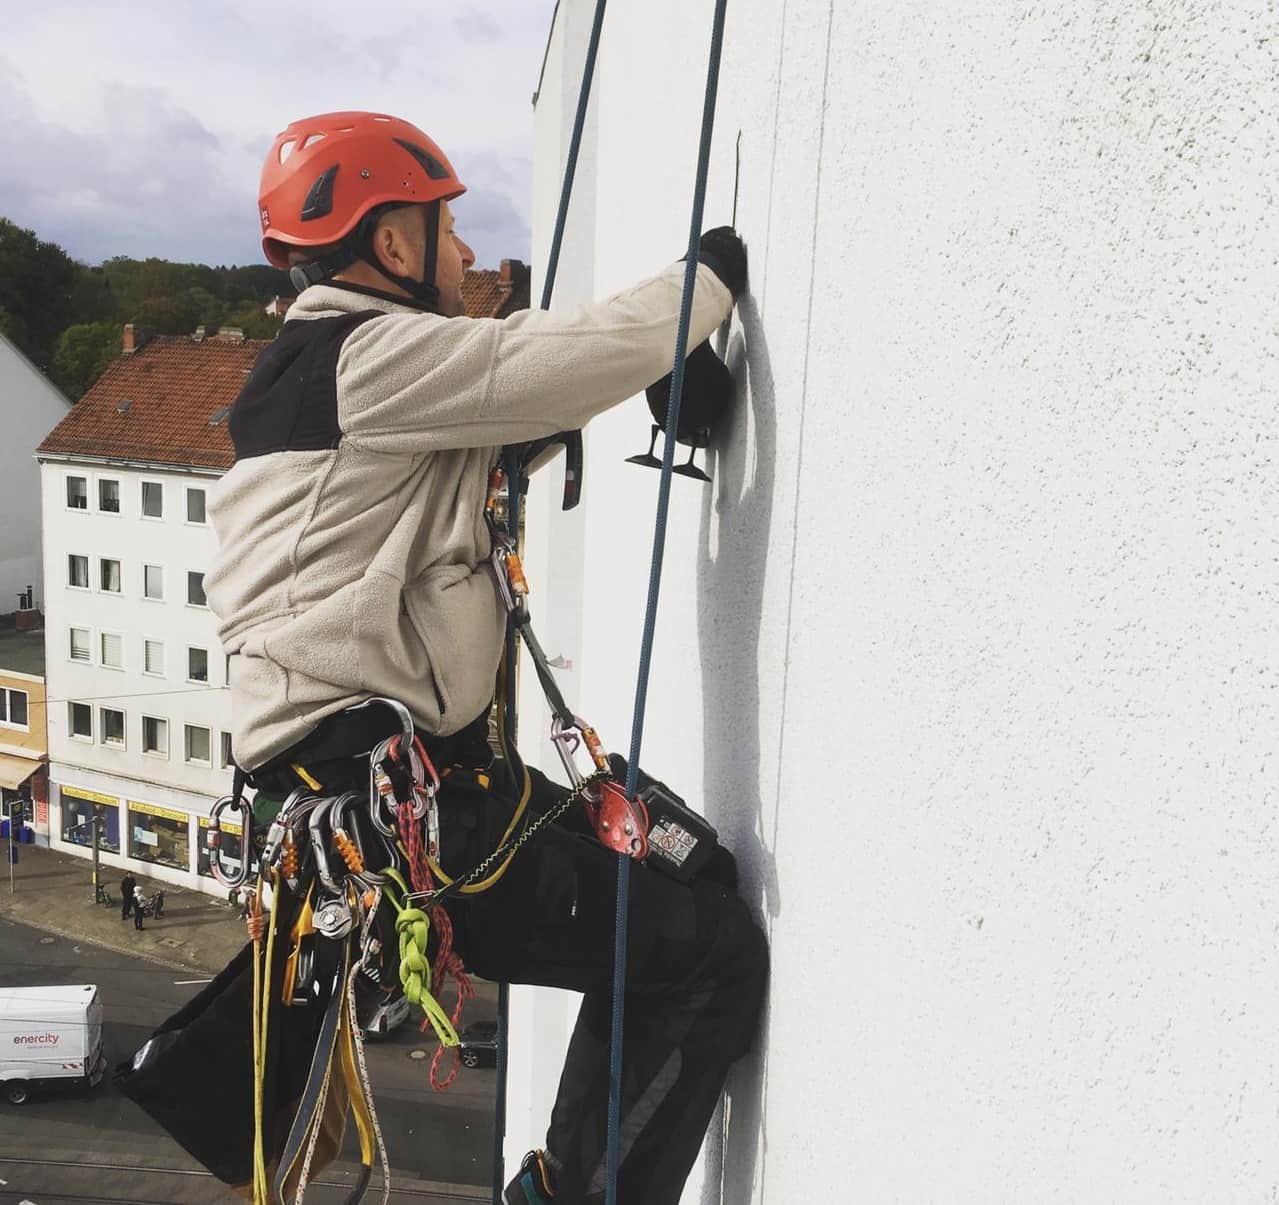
[504,1150,555,1204]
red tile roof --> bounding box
[38,261,533,471]
[462,259,531,319]
[36,334,264,471]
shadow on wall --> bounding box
[696,293,777,1205]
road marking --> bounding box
[173,978,212,985]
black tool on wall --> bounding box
[627,339,735,483]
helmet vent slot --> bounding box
[278,139,297,166]
[394,139,450,181]
[301,133,326,150]
[300,164,339,221]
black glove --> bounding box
[695,226,747,299]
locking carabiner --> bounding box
[207,792,254,889]
[550,714,611,791]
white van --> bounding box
[0,984,105,1104]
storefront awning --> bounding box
[0,753,41,791]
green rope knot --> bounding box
[393,902,458,1047]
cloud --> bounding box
[455,10,504,43]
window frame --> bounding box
[65,475,88,511]
[99,706,126,748]
[0,688,30,732]
[140,480,164,520]
[142,637,166,678]
[67,554,89,591]
[142,564,165,602]
[185,486,208,526]
[68,701,93,742]
[99,630,124,671]
[141,714,169,758]
[69,626,91,664]
[183,723,212,766]
[220,730,235,770]
[186,571,207,609]
[98,557,122,594]
[97,477,121,515]
[186,646,209,684]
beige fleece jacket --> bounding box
[205,263,732,770]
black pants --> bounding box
[121,894,133,920]
[134,902,145,930]
[438,764,768,1205]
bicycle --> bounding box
[93,883,113,908]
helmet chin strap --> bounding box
[289,201,441,310]
[362,199,440,308]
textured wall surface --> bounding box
[0,334,69,612]
[520,2,1279,1201]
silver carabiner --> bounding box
[207,793,253,889]
[550,714,610,795]
[308,796,345,895]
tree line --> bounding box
[0,217,292,399]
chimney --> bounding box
[122,324,154,354]
[213,327,245,344]
[499,259,516,293]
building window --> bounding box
[100,707,125,747]
[142,715,168,757]
[98,479,121,513]
[143,639,165,676]
[68,702,92,741]
[187,647,209,683]
[69,627,91,663]
[143,565,164,600]
[60,795,120,854]
[68,555,89,589]
[186,487,207,525]
[100,632,123,669]
[187,571,207,607]
[141,481,164,519]
[129,803,190,870]
[184,724,211,765]
[66,476,87,510]
[0,689,29,730]
[99,558,121,593]
[220,730,234,770]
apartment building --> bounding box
[36,325,264,894]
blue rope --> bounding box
[609,2,731,1201]
[493,3,610,1201]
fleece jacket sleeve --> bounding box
[335,261,733,453]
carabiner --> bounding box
[308,796,345,895]
[207,792,254,889]
[550,714,610,792]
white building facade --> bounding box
[38,457,240,893]
[512,4,1279,1204]
[0,331,70,615]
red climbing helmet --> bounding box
[258,111,466,268]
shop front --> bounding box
[128,801,192,872]
[60,785,121,853]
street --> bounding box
[0,914,497,1204]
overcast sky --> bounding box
[2,0,556,270]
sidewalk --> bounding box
[0,843,246,974]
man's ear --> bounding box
[371,216,409,277]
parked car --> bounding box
[0,984,105,1104]
[459,1019,499,1069]
[356,984,410,1041]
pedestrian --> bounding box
[205,111,767,1205]
[133,884,146,931]
[120,872,136,922]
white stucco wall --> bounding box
[518,2,1279,1202]
[0,333,70,613]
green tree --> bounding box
[0,219,81,369]
[223,301,283,341]
[50,321,122,400]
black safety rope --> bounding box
[608,3,731,1201]
[494,2,610,1200]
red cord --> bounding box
[397,780,474,1092]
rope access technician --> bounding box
[205,110,768,1205]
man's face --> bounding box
[430,200,474,317]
